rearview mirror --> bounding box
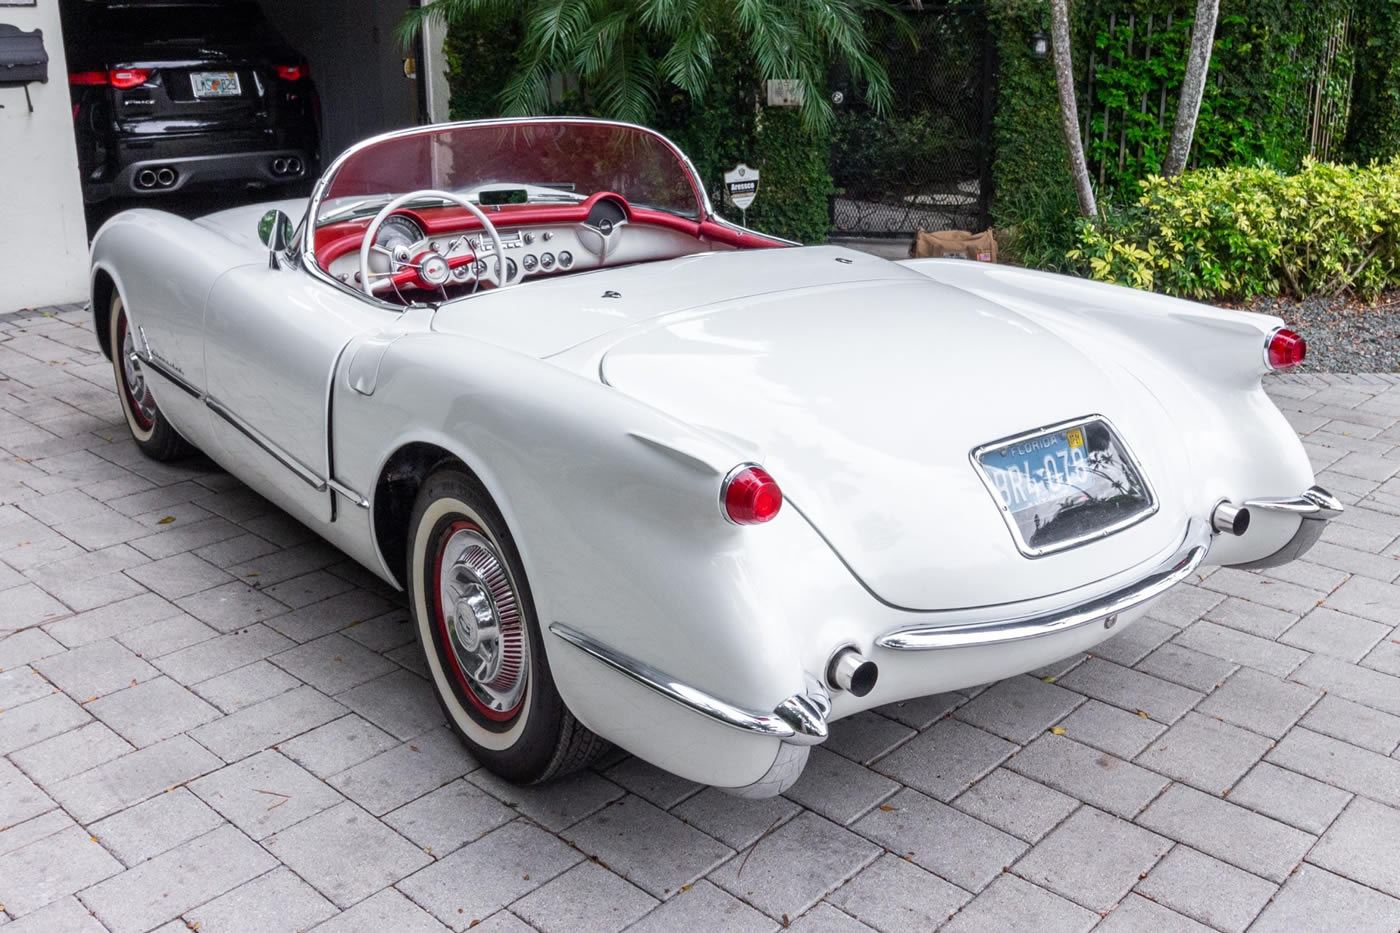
[258,209,294,268]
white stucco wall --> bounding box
[0,3,88,312]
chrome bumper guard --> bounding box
[1231,485,1342,570]
[548,622,830,745]
[876,519,1212,652]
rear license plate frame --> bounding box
[190,71,242,98]
[971,415,1158,558]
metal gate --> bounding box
[829,4,995,237]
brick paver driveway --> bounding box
[2,303,1400,933]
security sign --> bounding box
[724,163,759,211]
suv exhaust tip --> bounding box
[135,169,157,189]
[155,167,176,187]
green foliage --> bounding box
[990,0,1364,272]
[1346,0,1400,162]
[746,109,835,243]
[1068,159,1400,299]
[401,0,904,132]
[1080,0,1355,200]
[987,0,1084,272]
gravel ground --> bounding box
[1230,292,1400,373]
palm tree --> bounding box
[398,0,904,131]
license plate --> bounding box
[974,418,1155,557]
[191,71,241,98]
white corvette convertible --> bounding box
[90,117,1339,796]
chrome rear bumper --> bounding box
[876,519,1212,652]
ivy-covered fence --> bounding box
[991,0,1369,266]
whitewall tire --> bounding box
[407,465,606,783]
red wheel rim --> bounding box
[115,312,156,431]
[431,518,527,723]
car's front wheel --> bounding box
[407,464,606,783]
[108,294,195,461]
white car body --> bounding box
[88,118,1338,795]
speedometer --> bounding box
[375,215,423,250]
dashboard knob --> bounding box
[542,231,554,242]
[522,231,534,245]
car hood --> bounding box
[591,260,1190,611]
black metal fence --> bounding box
[829,4,995,237]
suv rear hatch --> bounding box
[67,1,298,136]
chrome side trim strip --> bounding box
[1244,485,1344,521]
[327,477,371,509]
[205,397,327,492]
[548,622,828,744]
[136,352,201,400]
[877,519,1211,651]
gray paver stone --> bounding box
[825,853,970,933]
[852,788,1026,892]
[1134,711,1274,795]
[622,879,777,933]
[1227,762,1352,835]
[0,826,121,917]
[871,719,1015,801]
[1135,845,1277,933]
[1307,796,1400,898]
[185,867,338,933]
[1136,783,1314,882]
[263,800,432,909]
[1013,806,1171,912]
[566,794,735,899]
[1005,734,1169,819]
[940,874,1097,933]
[708,811,876,922]
[88,787,225,867]
[382,778,515,854]
[951,767,1079,843]
[189,749,345,839]
[397,819,581,930]
[1250,864,1400,933]
[79,824,276,933]
[511,861,657,933]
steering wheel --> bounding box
[358,189,515,297]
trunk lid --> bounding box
[597,270,1188,610]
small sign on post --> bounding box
[724,163,759,226]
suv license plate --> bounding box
[191,71,241,98]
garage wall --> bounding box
[261,1,421,164]
[0,5,88,312]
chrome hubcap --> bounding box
[437,528,527,715]
[120,324,157,426]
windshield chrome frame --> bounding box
[296,117,717,311]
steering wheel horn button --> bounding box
[420,254,451,286]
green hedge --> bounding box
[1068,159,1400,299]
[990,0,1364,270]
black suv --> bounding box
[62,0,319,203]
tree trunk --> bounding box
[1049,0,1097,218]
[1163,0,1220,177]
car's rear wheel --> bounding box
[407,464,606,783]
[109,294,195,461]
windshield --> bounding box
[315,121,704,226]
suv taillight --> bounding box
[276,65,306,81]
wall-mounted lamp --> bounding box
[1031,29,1049,59]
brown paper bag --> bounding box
[909,228,998,263]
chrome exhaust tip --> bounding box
[155,167,175,187]
[1211,501,1251,536]
[271,158,288,175]
[286,156,302,175]
[136,169,157,189]
[827,647,878,697]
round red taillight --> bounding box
[723,465,782,525]
[1267,328,1306,370]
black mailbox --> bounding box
[0,23,48,111]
